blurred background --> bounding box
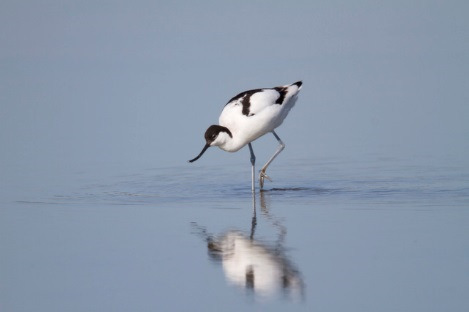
[1,0,468,181]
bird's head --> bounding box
[188,125,232,162]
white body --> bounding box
[188,81,303,190]
[217,83,302,152]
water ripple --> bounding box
[22,158,469,208]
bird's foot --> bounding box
[259,170,272,189]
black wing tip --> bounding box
[293,81,303,88]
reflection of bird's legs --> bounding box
[259,131,285,189]
[248,143,256,193]
[259,190,269,214]
[259,191,286,249]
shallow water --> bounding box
[1,157,469,311]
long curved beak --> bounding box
[188,144,210,163]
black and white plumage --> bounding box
[189,81,303,191]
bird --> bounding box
[189,81,303,192]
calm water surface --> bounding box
[1,157,468,311]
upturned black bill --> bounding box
[188,144,210,163]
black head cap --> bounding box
[204,125,232,144]
[188,125,232,163]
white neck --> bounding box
[214,131,245,152]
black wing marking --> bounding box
[273,86,287,104]
[226,88,263,116]
[226,86,291,116]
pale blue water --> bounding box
[1,156,468,311]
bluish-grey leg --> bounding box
[259,131,285,189]
[248,143,256,193]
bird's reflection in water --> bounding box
[192,191,304,301]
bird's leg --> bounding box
[259,131,285,189]
[248,143,256,193]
